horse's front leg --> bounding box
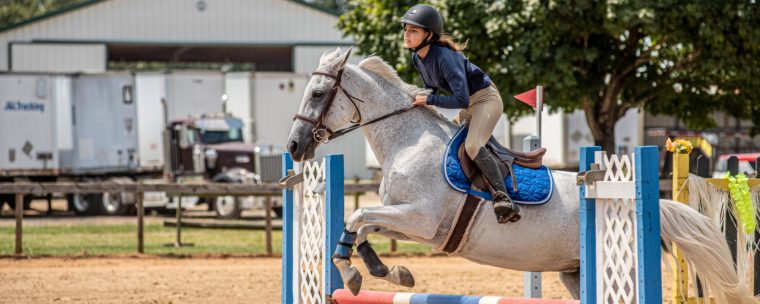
[331,204,424,295]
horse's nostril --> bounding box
[288,141,299,154]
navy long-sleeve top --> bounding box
[412,44,492,109]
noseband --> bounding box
[293,60,415,144]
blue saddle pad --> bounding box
[443,126,553,205]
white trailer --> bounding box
[0,73,72,176]
[511,108,642,169]
[164,71,225,122]
[61,73,139,173]
[1,71,261,217]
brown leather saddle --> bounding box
[458,136,546,193]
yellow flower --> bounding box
[665,138,693,154]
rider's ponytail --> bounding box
[436,34,468,52]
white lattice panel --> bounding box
[594,151,638,304]
[298,160,327,304]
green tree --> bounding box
[338,0,760,152]
[0,0,88,28]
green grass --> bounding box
[0,224,431,256]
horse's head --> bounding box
[287,47,358,161]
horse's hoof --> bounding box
[345,267,363,295]
[391,265,415,288]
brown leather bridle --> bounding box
[293,52,415,144]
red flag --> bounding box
[513,87,542,109]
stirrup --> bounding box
[493,192,520,223]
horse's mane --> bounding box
[356,56,453,125]
[357,56,431,99]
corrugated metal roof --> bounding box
[0,0,340,34]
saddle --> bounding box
[457,136,547,192]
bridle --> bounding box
[293,52,416,144]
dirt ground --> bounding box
[0,255,681,304]
[0,256,571,304]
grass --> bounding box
[0,223,431,256]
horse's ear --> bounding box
[336,47,353,70]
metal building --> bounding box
[0,0,375,178]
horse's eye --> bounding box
[312,90,324,98]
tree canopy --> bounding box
[338,0,760,152]
[0,0,88,28]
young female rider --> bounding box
[401,4,520,223]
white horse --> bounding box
[286,48,757,303]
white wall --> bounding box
[294,46,360,75]
[511,108,641,168]
[11,43,106,73]
[135,73,167,169]
[0,0,351,71]
[224,72,254,142]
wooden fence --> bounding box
[0,182,379,256]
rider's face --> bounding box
[403,25,429,49]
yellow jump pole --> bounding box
[672,152,691,304]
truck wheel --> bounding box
[213,195,242,219]
[6,195,33,211]
[67,193,103,215]
[101,192,131,216]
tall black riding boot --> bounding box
[472,147,521,223]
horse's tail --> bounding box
[660,199,759,304]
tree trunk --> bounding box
[583,96,620,154]
[594,127,617,155]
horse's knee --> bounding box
[346,208,367,231]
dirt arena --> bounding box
[0,255,679,304]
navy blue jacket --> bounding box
[412,44,492,109]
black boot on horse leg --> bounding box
[472,147,521,223]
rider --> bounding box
[401,4,520,223]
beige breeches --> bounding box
[455,84,504,159]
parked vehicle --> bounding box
[0,71,279,218]
[712,153,760,178]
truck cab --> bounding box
[167,115,261,218]
[169,116,255,179]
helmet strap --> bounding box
[411,32,438,53]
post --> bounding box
[523,137,541,298]
[137,191,145,254]
[535,85,543,139]
[725,156,739,266]
[175,196,182,246]
[265,195,273,257]
[694,155,710,297]
[46,194,53,215]
[281,153,295,304]
[756,158,760,296]
[325,155,345,297]
[635,146,662,304]
[671,151,691,303]
[579,146,601,304]
[15,193,23,255]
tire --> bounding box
[67,193,103,215]
[213,195,242,219]
[101,192,131,216]
[6,195,33,211]
[272,206,284,218]
[1,194,13,211]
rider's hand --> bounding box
[413,95,428,106]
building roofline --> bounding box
[0,0,106,34]
[0,0,340,35]
[16,39,351,47]
[286,0,341,17]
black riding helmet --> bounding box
[401,4,443,52]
